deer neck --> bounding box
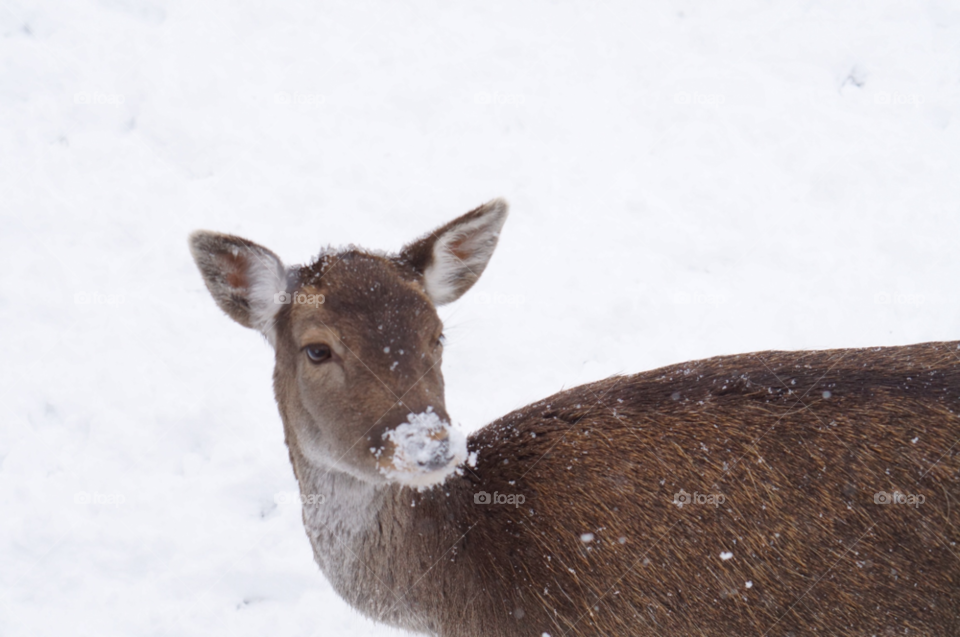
[287,447,455,633]
[289,450,390,568]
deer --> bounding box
[189,199,960,636]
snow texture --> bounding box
[380,411,467,488]
[2,1,960,636]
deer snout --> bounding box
[417,437,452,471]
[376,409,467,488]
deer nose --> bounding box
[418,437,451,471]
[376,408,467,487]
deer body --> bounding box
[191,200,959,636]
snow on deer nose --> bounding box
[377,408,467,488]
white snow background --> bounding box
[2,1,960,635]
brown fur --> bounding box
[431,342,960,635]
[190,202,960,636]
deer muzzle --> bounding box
[377,410,467,488]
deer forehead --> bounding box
[288,255,442,351]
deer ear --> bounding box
[189,231,289,345]
[399,198,509,305]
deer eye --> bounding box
[436,333,446,347]
[304,344,332,364]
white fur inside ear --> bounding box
[246,251,288,346]
[423,209,505,305]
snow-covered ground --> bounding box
[2,1,959,635]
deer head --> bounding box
[189,199,508,488]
